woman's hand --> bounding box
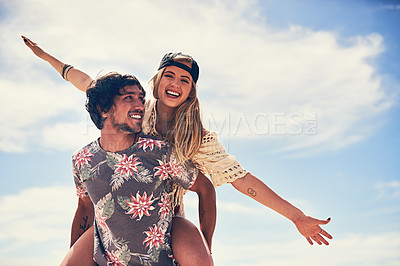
[21,35,92,91]
[293,215,333,245]
[21,36,48,60]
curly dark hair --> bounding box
[85,72,145,129]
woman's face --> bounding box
[157,63,193,110]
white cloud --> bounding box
[0,75,84,153]
[1,185,399,266]
[212,232,400,266]
[380,4,400,10]
[41,120,100,152]
[0,186,77,265]
[0,0,396,156]
[182,192,400,266]
[375,180,400,200]
[0,186,76,243]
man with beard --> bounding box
[63,73,214,266]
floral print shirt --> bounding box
[73,135,198,265]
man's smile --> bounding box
[128,111,143,120]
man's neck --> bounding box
[99,130,138,152]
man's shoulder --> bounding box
[72,138,101,159]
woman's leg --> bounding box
[171,217,213,266]
[60,226,97,266]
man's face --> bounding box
[106,85,145,134]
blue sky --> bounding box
[0,0,399,265]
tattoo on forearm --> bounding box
[247,187,257,197]
[78,216,90,236]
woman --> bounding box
[22,36,332,265]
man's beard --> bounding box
[111,116,140,134]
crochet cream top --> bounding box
[142,101,248,187]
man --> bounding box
[62,73,214,265]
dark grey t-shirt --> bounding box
[72,135,197,265]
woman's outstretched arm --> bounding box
[22,36,93,92]
[232,173,332,245]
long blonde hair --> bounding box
[149,56,203,163]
